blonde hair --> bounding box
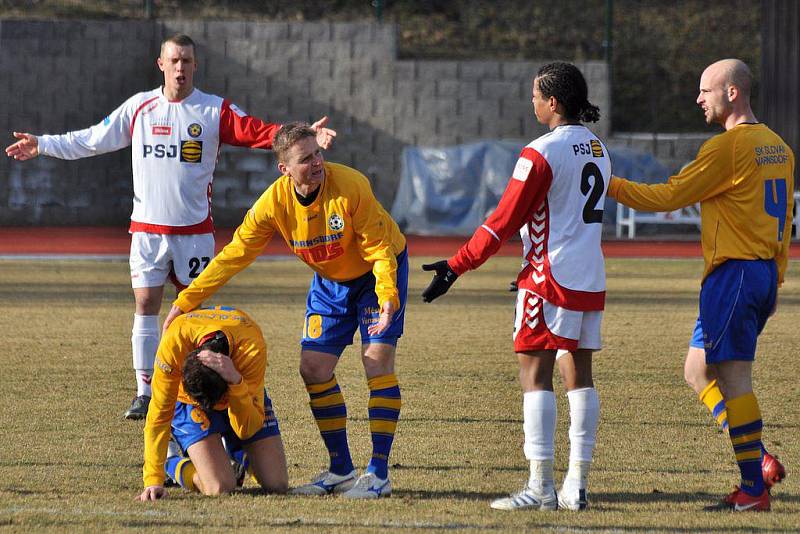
[273,122,316,163]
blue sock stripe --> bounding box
[729,420,763,437]
[320,428,348,436]
[368,407,401,419]
[370,386,401,398]
[311,405,348,419]
[734,441,763,453]
[711,400,727,420]
[164,456,181,481]
[310,386,341,400]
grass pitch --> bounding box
[0,256,798,532]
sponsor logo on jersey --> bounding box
[152,125,172,136]
[289,232,344,248]
[180,140,203,163]
[187,123,203,138]
[328,213,345,231]
[143,144,178,158]
[296,242,345,263]
[572,141,604,157]
[512,157,533,181]
[590,140,604,157]
[229,103,247,118]
[154,356,173,374]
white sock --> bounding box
[565,387,600,482]
[132,314,160,397]
[522,390,556,486]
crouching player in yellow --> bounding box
[138,306,288,500]
[162,122,407,499]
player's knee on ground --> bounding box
[197,473,237,496]
[258,472,289,494]
[247,435,289,493]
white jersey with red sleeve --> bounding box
[38,87,280,234]
[448,124,610,311]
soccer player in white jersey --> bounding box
[5,34,336,420]
[422,62,609,511]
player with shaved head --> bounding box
[609,59,792,512]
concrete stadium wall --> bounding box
[0,19,614,226]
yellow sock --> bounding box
[699,379,728,431]
[176,458,198,492]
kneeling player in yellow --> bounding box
[163,122,407,499]
[138,306,288,500]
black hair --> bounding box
[535,62,600,123]
[181,331,230,413]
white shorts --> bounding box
[513,289,602,355]
[129,232,214,289]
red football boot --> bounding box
[762,452,786,489]
[706,487,770,512]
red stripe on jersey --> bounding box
[449,147,552,275]
[219,99,280,149]
[129,215,214,235]
[129,96,160,138]
[516,199,605,311]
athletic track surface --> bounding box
[5,226,797,259]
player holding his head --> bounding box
[423,62,609,511]
[609,59,792,511]
[162,122,408,499]
[5,34,336,420]
[138,306,287,501]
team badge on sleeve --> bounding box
[328,213,345,231]
[512,156,533,182]
[229,103,247,118]
[187,123,203,138]
[154,356,173,374]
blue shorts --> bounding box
[301,248,408,357]
[690,259,777,364]
[171,389,281,453]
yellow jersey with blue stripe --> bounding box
[609,123,794,283]
[174,162,406,312]
[143,306,268,487]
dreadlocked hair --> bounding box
[535,62,600,123]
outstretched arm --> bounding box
[5,132,39,161]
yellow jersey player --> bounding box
[608,59,792,512]
[163,122,407,499]
[138,306,288,500]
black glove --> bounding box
[421,260,459,302]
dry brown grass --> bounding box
[0,256,797,532]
